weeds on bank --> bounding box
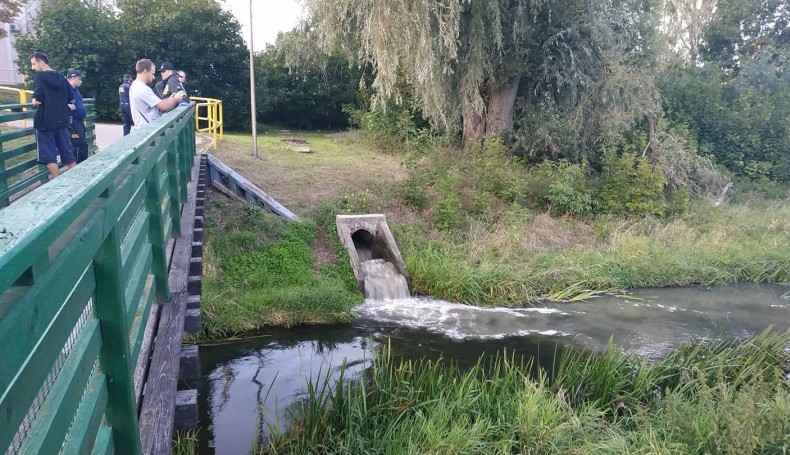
[200,193,362,339]
[261,331,790,454]
[171,429,199,455]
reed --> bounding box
[171,429,199,455]
[260,332,790,454]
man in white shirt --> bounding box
[129,59,185,130]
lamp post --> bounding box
[249,0,259,158]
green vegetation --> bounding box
[14,0,249,125]
[201,195,362,338]
[262,331,790,454]
[171,430,199,455]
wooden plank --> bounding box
[0,265,95,449]
[184,308,201,334]
[124,248,153,323]
[0,219,102,393]
[139,153,199,455]
[0,105,193,293]
[115,183,147,244]
[128,274,156,361]
[91,426,115,455]
[60,371,109,455]
[0,127,35,142]
[0,156,39,180]
[94,226,143,453]
[206,154,300,221]
[133,301,159,406]
[174,389,198,430]
[16,320,102,455]
[0,141,36,163]
[179,346,200,380]
[120,210,150,280]
[139,292,188,455]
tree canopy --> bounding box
[305,0,660,146]
[14,0,250,127]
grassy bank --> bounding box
[200,194,362,338]
[397,198,790,304]
[262,331,790,454]
[201,131,790,336]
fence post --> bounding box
[166,137,182,237]
[146,166,170,302]
[94,226,143,454]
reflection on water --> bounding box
[190,283,790,454]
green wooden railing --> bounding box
[0,99,98,207]
[0,104,196,455]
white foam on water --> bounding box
[354,297,569,340]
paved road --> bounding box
[94,122,124,150]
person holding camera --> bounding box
[130,59,185,130]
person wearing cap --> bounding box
[129,59,185,130]
[119,73,133,136]
[29,52,76,179]
[176,69,190,104]
[66,69,88,164]
[154,62,183,100]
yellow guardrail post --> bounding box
[191,96,223,150]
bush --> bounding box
[526,160,594,216]
[432,172,464,231]
[597,152,666,216]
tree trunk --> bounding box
[461,77,520,148]
[462,96,486,148]
[645,112,657,158]
[486,77,520,137]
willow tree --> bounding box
[305,0,659,146]
[304,0,522,144]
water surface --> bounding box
[190,283,790,454]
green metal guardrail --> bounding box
[0,104,196,454]
[0,99,98,207]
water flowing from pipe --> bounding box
[359,259,410,300]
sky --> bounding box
[223,0,305,52]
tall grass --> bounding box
[397,198,790,305]
[262,332,790,454]
[171,429,199,455]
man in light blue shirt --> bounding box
[129,59,184,130]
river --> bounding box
[186,283,790,454]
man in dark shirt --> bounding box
[30,52,76,179]
[119,73,133,135]
[154,63,183,99]
[66,69,88,163]
[176,70,190,104]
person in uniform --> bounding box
[66,69,88,164]
[119,73,133,135]
[154,63,183,99]
[176,70,190,104]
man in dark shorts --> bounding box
[30,52,76,179]
[119,73,133,135]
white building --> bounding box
[0,0,41,86]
